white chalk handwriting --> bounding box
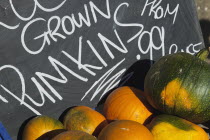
[141,0,179,24]
[0,0,203,115]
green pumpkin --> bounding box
[144,52,210,123]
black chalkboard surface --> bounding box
[0,0,204,139]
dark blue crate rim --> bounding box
[0,122,12,140]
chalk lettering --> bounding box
[87,40,108,67]
[78,37,100,70]
[118,72,134,86]
[113,2,144,43]
[21,18,48,55]
[72,4,91,28]
[89,0,111,23]
[62,16,75,35]
[141,0,179,24]
[0,65,41,115]
[169,44,178,54]
[186,42,202,55]
[169,42,202,54]
[48,16,66,42]
[31,77,56,105]
[62,51,101,76]
[9,0,66,21]
[0,22,20,30]
[21,0,112,55]
[138,26,165,60]
[0,95,8,103]
[98,30,127,59]
[165,4,179,24]
[62,37,103,76]
[81,58,126,101]
[36,56,88,100]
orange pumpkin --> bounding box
[52,130,97,140]
[22,115,64,140]
[98,120,154,140]
[63,106,107,136]
[103,86,153,124]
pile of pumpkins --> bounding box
[22,50,210,140]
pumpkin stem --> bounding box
[208,47,210,59]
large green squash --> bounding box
[144,52,210,123]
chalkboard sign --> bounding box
[0,0,204,139]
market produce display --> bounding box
[21,52,210,140]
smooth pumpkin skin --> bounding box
[22,115,64,140]
[103,86,153,124]
[144,52,210,123]
[147,114,209,140]
[63,106,107,136]
[98,120,154,140]
[52,130,97,140]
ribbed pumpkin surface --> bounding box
[103,86,153,124]
[144,52,210,123]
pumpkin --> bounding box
[147,114,209,140]
[144,52,210,123]
[22,115,64,140]
[98,120,154,140]
[196,47,210,64]
[103,86,153,124]
[52,130,97,140]
[63,106,107,136]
